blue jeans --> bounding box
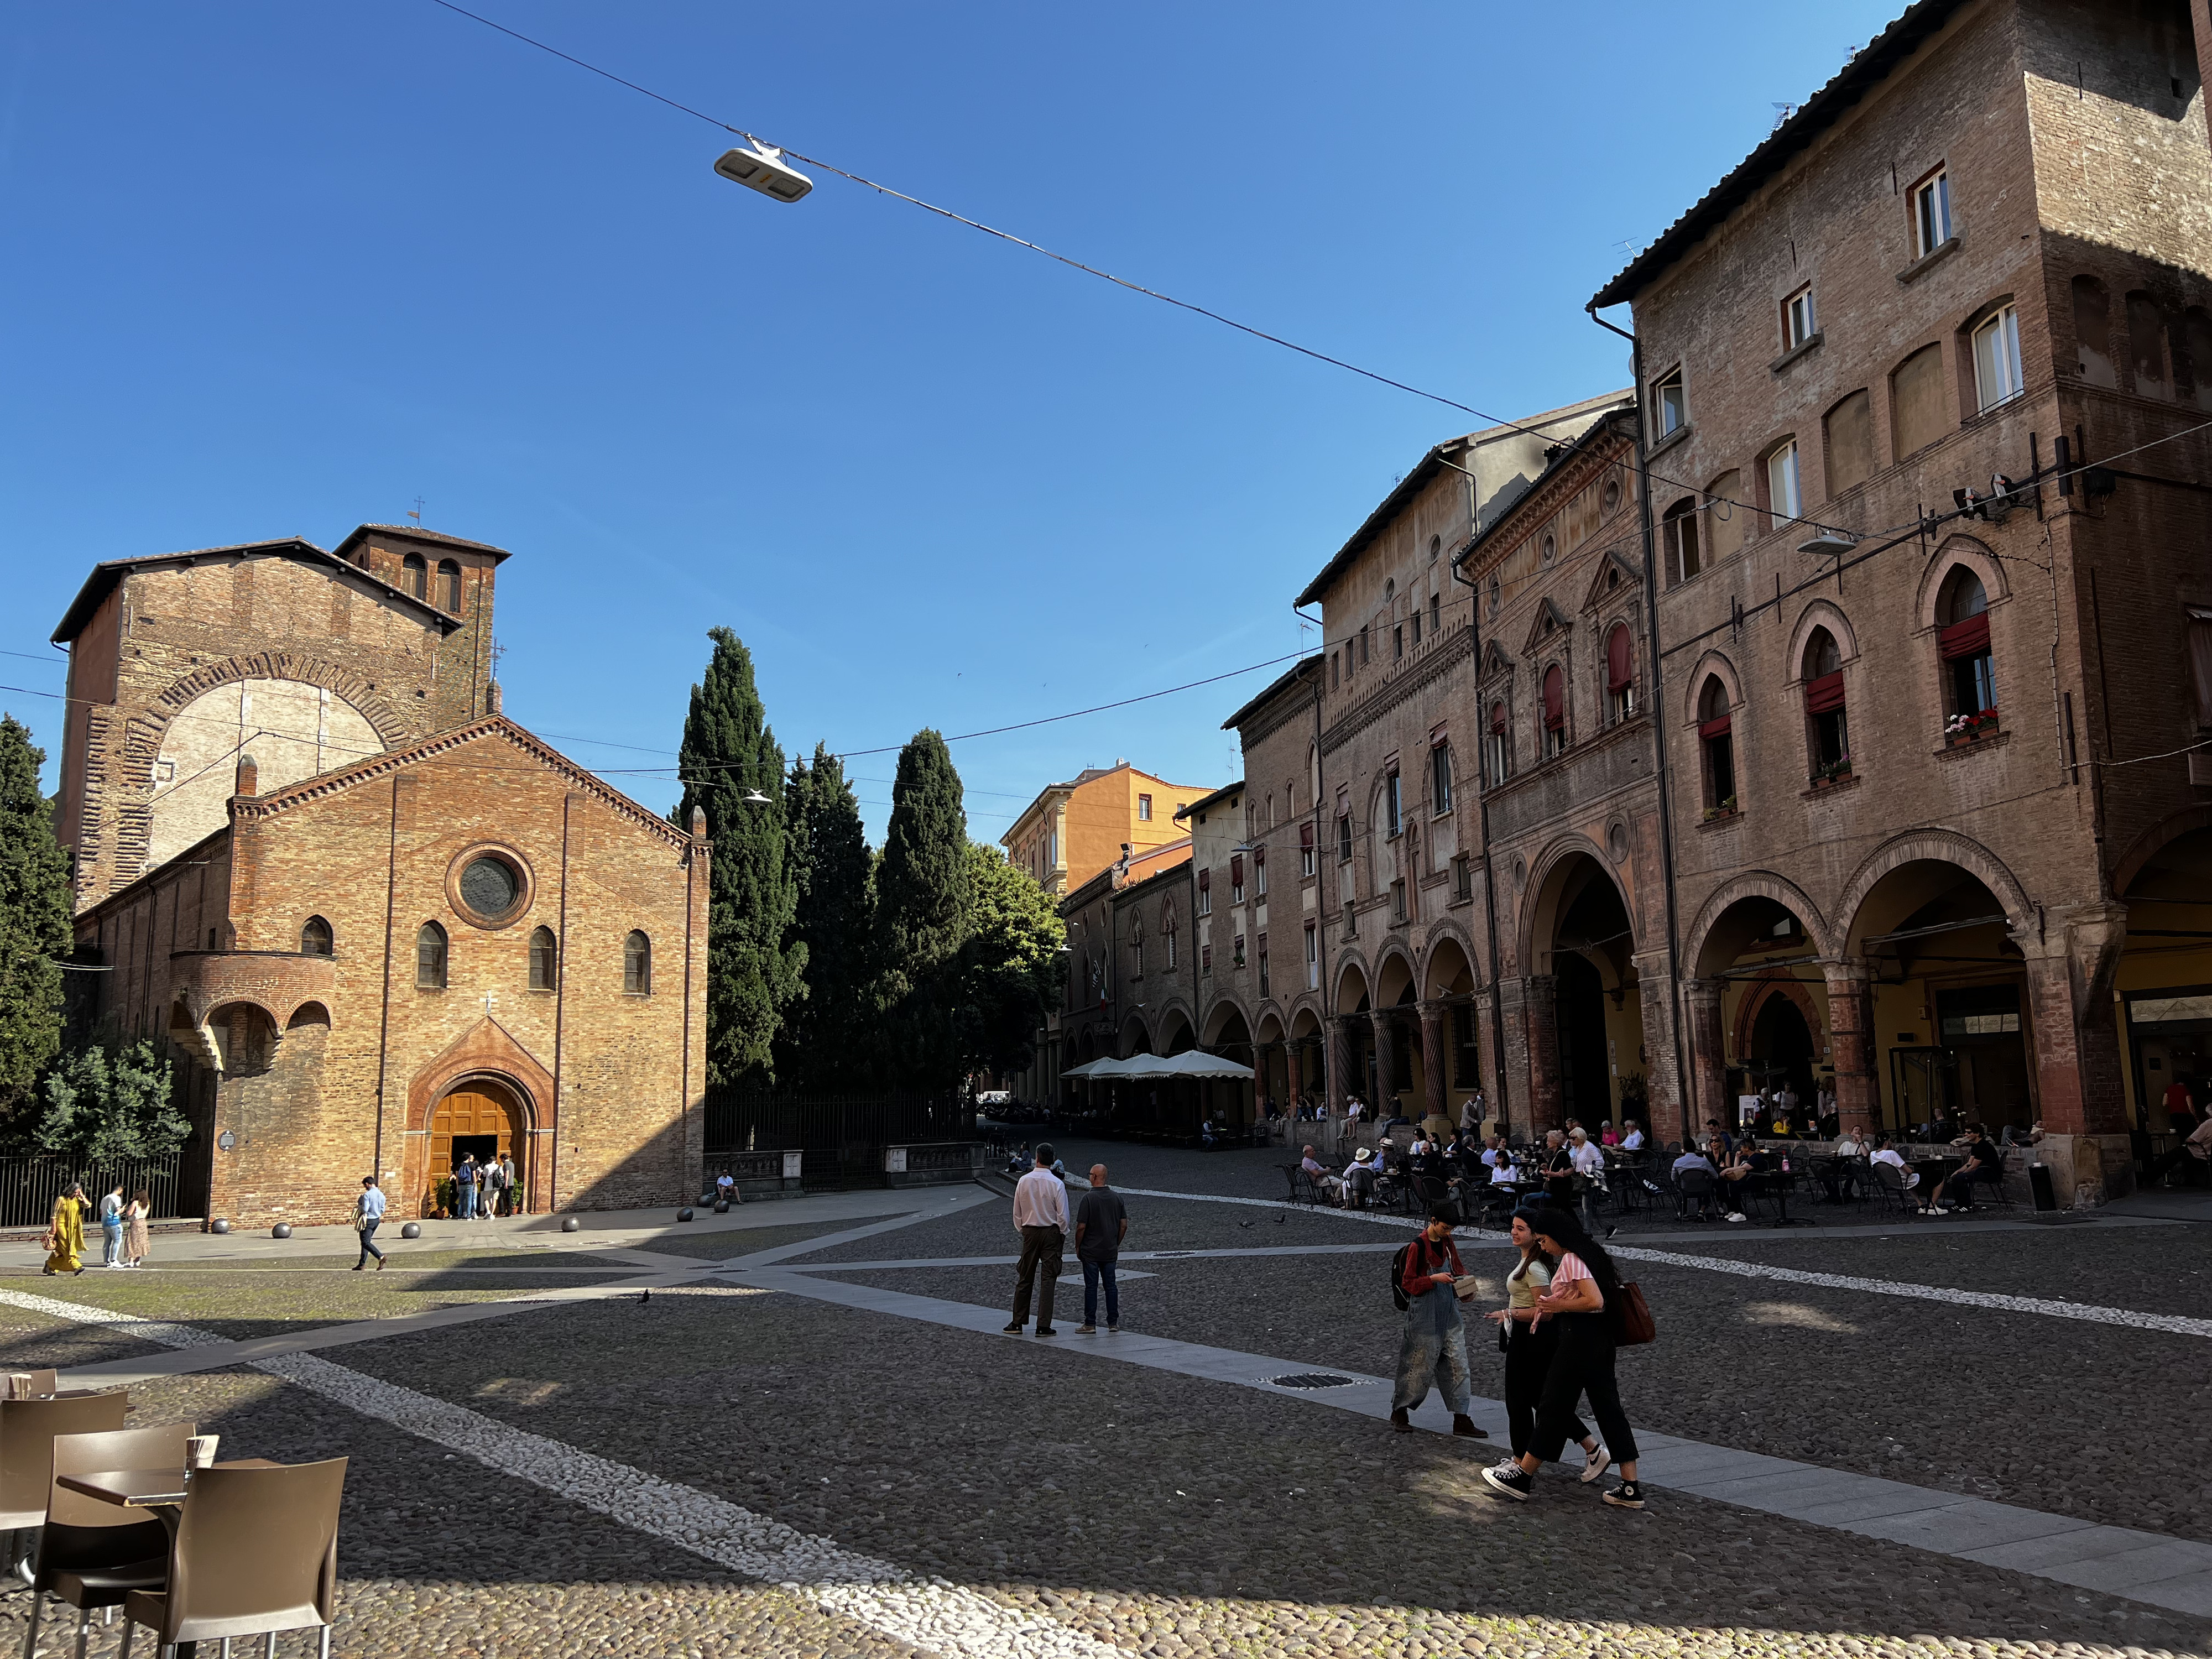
[357,1219,384,1267]
[101,1223,122,1267]
[1081,1258,1118,1328]
[457,1183,475,1219]
[1391,1287,1472,1417]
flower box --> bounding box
[1945,710,1999,747]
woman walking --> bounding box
[1486,1206,1609,1481]
[42,1185,88,1276]
[123,1188,151,1268]
[1480,1206,1644,1508]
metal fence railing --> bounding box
[0,1155,185,1230]
[702,1092,975,1192]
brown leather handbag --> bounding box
[1613,1281,1656,1346]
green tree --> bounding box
[674,629,804,1088]
[0,715,71,1133]
[34,1036,189,1166]
[872,730,971,1089]
[955,842,1065,1079]
[776,744,876,1093]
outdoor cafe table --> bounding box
[55,1462,281,1659]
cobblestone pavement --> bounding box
[2,1161,2205,1657]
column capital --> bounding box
[1415,997,1451,1020]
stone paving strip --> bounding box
[743,1261,2212,1619]
[5,1282,1136,1659]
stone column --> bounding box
[1418,999,1450,1125]
[1253,1041,1280,1129]
[2014,905,2131,1205]
[1684,978,1727,1141]
[1631,950,1685,1147]
[1495,977,1530,1140]
[1524,974,1562,1136]
[1370,1010,1399,1118]
[1822,959,1878,1135]
[1326,1017,1353,1118]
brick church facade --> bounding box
[53,525,707,1227]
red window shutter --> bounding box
[1300,822,1315,852]
[1198,868,1209,893]
[1489,701,1506,734]
[1698,714,1733,739]
[1804,670,1846,713]
[1253,845,1265,868]
[1938,613,1991,660]
[1230,854,1244,886]
[1606,627,1632,692]
[1258,931,1267,957]
[1542,666,1565,729]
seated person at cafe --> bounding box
[1620,1119,1647,1152]
[1300,1144,1338,1198]
[1568,1127,1606,1182]
[1924,1125,2004,1213]
[1868,1135,1921,1192]
[1703,1118,1736,1159]
[1489,1147,1523,1186]
[1834,1125,1871,1158]
[1340,1146,1381,1206]
[1673,1143,1717,1177]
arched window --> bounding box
[1937,568,1997,728]
[437,559,462,613]
[2126,291,2169,399]
[1385,578,1395,606]
[1824,389,1874,496]
[1698,677,1736,814]
[1605,624,1635,723]
[1428,534,1441,562]
[623,930,652,994]
[1891,343,1947,457]
[1705,471,1747,562]
[416,921,447,989]
[1541,664,1567,757]
[2073,276,2115,387]
[1971,304,2024,410]
[1663,498,1701,585]
[1429,739,1453,814]
[300,915,333,957]
[529,926,557,991]
[402,554,427,601]
[1802,628,1849,781]
[1486,700,1510,785]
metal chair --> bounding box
[1869,1161,1917,1216]
[24,1422,194,1659]
[0,1396,131,1581]
[1673,1167,1718,1222]
[121,1459,349,1659]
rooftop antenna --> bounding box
[407,495,425,525]
[1771,102,1799,131]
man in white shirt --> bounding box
[1868,1136,1919,1191]
[1621,1121,1646,1152]
[1006,1144,1070,1337]
[1568,1128,1606,1179]
[1835,1127,1871,1159]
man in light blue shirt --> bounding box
[354,1176,388,1272]
[98,1186,125,1268]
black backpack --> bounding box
[1390,1243,1412,1311]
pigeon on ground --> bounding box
[640,1289,651,1304]
[1238,1220,1255,1229]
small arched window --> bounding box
[1802,628,1849,781]
[437,559,462,613]
[1428,534,1441,562]
[529,926,557,991]
[1541,664,1567,757]
[623,930,652,994]
[1605,624,1635,723]
[1937,568,1997,727]
[402,554,427,601]
[1663,497,1701,585]
[1486,699,1510,785]
[416,921,448,989]
[1705,471,1747,562]
[1698,677,1736,814]
[300,915,333,957]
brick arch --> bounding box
[1681,649,1743,726]
[1517,831,1635,975]
[1913,534,2008,631]
[1200,995,1251,1047]
[1333,947,1374,1011]
[2111,804,2212,896]
[1733,970,1826,1062]
[1836,829,2034,950]
[1684,871,1835,970]
[1372,938,1420,1006]
[1784,599,1861,680]
[1151,999,1198,1053]
[1419,916,1484,996]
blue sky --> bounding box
[1,1,1908,843]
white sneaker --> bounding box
[1581,1444,1612,1484]
[1726,1212,1747,1223]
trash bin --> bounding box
[2029,1161,2057,1212]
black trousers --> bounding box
[1529,1313,1637,1465]
[1011,1225,1064,1327]
[1503,1323,1587,1457]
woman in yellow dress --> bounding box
[43,1185,87,1276]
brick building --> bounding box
[54,526,707,1226]
[1591,0,2212,1199]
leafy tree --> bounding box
[674,629,804,1088]
[872,730,971,1089]
[955,842,1065,1079]
[34,1036,189,1166]
[776,745,876,1093]
[0,716,71,1133]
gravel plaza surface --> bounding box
[0,1161,2203,1657]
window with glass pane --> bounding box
[1654,368,1687,436]
[300,916,333,957]
[1337,813,1353,862]
[416,922,447,988]
[529,926,557,990]
[1386,773,1402,836]
[1300,821,1316,877]
[1973,305,2023,409]
[1914,170,1950,257]
[1664,499,1701,583]
[1431,744,1452,813]
[1767,441,1801,526]
[1783,287,1816,349]
[623,931,651,994]
[1303,922,1318,989]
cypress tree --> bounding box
[0,716,71,1134]
[776,744,875,1093]
[674,630,804,1088]
[873,730,971,1089]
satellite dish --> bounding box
[714,142,813,203]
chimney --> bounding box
[486,680,503,716]
[690,805,707,841]
[234,753,258,799]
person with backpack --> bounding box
[1388,1202,1488,1442]
[1480,1205,1644,1508]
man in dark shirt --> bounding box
[1926,1126,2002,1213]
[1073,1165,1129,1334]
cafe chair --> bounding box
[0,1396,131,1587]
[4,1375,61,1403]
[24,1422,195,1659]
[121,1458,348,1659]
